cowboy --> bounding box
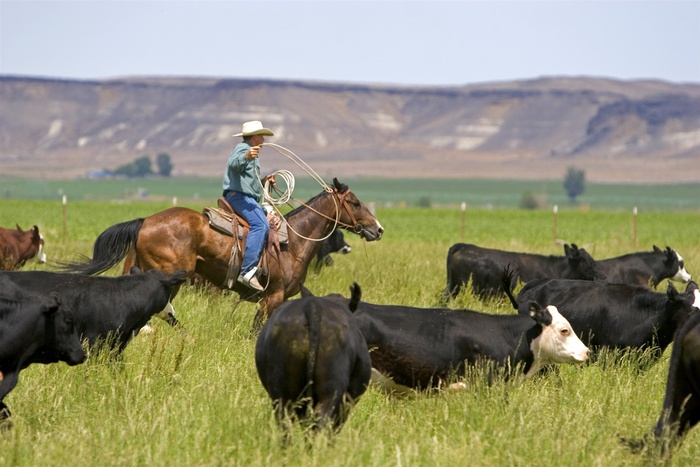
[222,121,276,292]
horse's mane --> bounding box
[284,180,348,220]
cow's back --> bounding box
[255,296,371,429]
[598,253,656,286]
[348,299,537,387]
[0,228,22,270]
[1,270,184,348]
[654,311,700,438]
[446,244,517,297]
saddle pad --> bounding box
[203,207,239,237]
[203,206,287,244]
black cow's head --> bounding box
[43,292,86,366]
[663,281,699,330]
[320,230,352,266]
[564,244,606,281]
[144,269,188,326]
[655,245,692,284]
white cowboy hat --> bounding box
[233,121,275,137]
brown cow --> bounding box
[0,225,47,270]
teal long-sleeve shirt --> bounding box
[222,141,263,202]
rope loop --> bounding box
[252,143,340,243]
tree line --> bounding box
[113,153,173,178]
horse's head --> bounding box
[332,178,384,241]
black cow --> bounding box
[445,243,605,300]
[0,268,187,352]
[255,283,371,436]
[622,309,700,454]
[0,279,86,426]
[322,289,589,391]
[598,245,692,288]
[503,271,699,356]
[314,229,352,271]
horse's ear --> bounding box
[332,178,348,193]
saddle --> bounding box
[202,199,288,289]
[202,199,249,239]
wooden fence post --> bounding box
[460,202,466,243]
[632,206,638,247]
[62,194,67,241]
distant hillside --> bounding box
[1,75,699,182]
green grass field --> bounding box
[0,199,698,466]
[2,176,698,212]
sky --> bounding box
[1,0,699,87]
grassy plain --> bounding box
[0,199,699,466]
[1,176,698,211]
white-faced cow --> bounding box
[598,245,692,288]
[0,279,86,427]
[0,268,187,353]
[622,309,700,454]
[321,286,589,391]
[0,225,47,271]
[255,283,371,436]
[503,272,699,358]
[314,229,352,271]
[445,243,605,300]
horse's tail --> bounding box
[61,218,145,275]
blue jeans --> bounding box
[225,191,269,276]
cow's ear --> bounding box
[129,266,142,275]
[663,248,675,265]
[666,281,679,299]
[563,244,572,255]
[528,301,552,326]
[172,270,188,285]
[653,245,662,253]
[686,281,699,293]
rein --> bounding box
[252,143,362,242]
[290,189,363,236]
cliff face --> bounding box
[1,75,699,182]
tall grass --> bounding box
[0,201,698,466]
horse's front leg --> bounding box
[250,290,286,334]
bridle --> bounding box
[334,188,363,234]
[282,187,365,242]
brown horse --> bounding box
[62,179,383,328]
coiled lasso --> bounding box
[253,142,340,242]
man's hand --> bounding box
[246,145,262,160]
[264,174,276,186]
[267,212,281,229]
